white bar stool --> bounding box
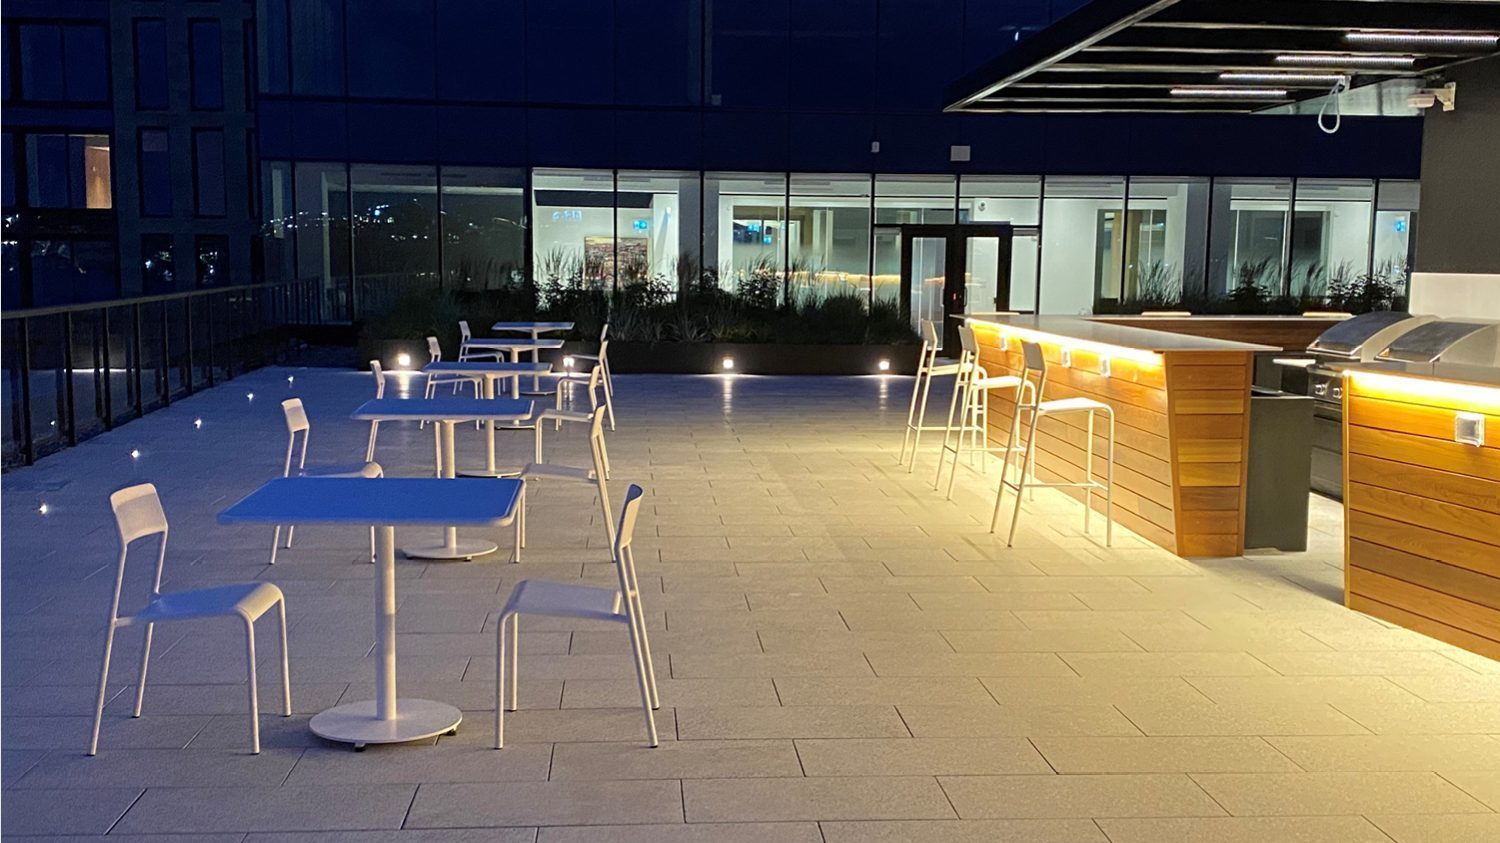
[899,319,965,472]
[934,323,1024,499]
[992,339,1115,546]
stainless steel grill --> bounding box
[1374,319,1500,379]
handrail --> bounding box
[2,279,316,320]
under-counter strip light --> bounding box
[1343,369,1500,415]
[966,318,1163,367]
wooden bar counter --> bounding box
[966,315,1276,557]
[1342,366,1500,660]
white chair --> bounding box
[899,319,964,472]
[272,398,383,564]
[495,483,657,748]
[934,324,1025,499]
[423,336,483,403]
[556,345,608,428]
[366,359,385,462]
[567,323,615,430]
[90,483,290,756]
[458,320,503,363]
[514,389,613,562]
[992,339,1115,547]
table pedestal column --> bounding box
[404,422,499,560]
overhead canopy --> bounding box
[946,0,1500,113]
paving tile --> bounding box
[1387,672,1500,702]
[676,705,909,740]
[1331,697,1500,734]
[669,652,875,678]
[1444,769,1500,810]
[550,739,801,780]
[249,832,534,842]
[563,677,779,708]
[941,629,1141,653]
[1116,699,1370,736]
[284,740,552,784]
[683,776,955,822]
[407,780,684,827]
[539,823,821,843]
[12,748,303,789]
[774,677,995,706]
[1191,771,1492,815]
[795,737,1051,776]
[980,676,1210,707]
[867,652,1073,677]
[113,784,418,833]
[1059,652,1276,677]
[1096,816,1390,842]
[1266,735,1500,772]
[1369,814,1500,843]
[897,704,1142,738]
[1253,650,1477,676]
[0,786,144,835]
[1032,737,1302,773]
[938,774,1226,819]
[819,819,1107,843]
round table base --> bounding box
[402,538,498,561]
[310,699,462,747]
[457,466,524,479]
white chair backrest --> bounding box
[111,482,168,546]
[957,324,978,356]
[108,483,171,617]
[919,319,938,347]
[370,360,385,399]
[583,363,604,411]
[282,398,309,434]
[459,320,472,341]
[599,322,610,342]
[1021,339,1046,373]
[615,483,644,555]
[426,336,442,363]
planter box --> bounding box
[554,342,920,376]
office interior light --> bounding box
[1275,53,1416,67]
[1346,30,1499,47]
[1169,87,1288,98]
[1218,72,1347,85]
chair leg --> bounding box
[1008,409,1042,547]
[369,527,376,563]
[285,525,295,548]
[990,402,1025,533]
[631,594,660,709]
[624,609,660,747]
[602,377,616,431]
[508,614,520,712]
[900,363,923,465]
[1106,413,1116,547]
[494,614,507,748]
[933,368,965,490]
[365,421,379,463]
[277,599,292,716]
[599,436,612,480]
[944,377,972,501]
[88,626,118,755]
[243,618,261,755]
[1084,411,1095,535]
[269,527,281,564]
[132,622,155,717]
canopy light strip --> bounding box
[1169,87,1288,98]
[1346,30,1499,47]
[1219,71,1348,84]
[1275,53,1416,67]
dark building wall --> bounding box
[254,0,1423,178]
[1416,55,1500,274]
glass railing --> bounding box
[2,278,322,470]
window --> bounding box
[259,161,295,283]
[190,20,225,110]
[532,168,617,288]
[789,174,872,303]
[961,176,1041,312]
[1123,177,1210,303]
[193,130,226,217]
[31,240,116,305]
[350,164,439,298]
[24,135,111,210]
[257,0,291,94]
[615,170,699,294]
[139,130,172,217]
[196,235,229,286]
[141,235,175,294]
[703,172,787,295]
[440,167,526,290]
[134,20,170,110]
[874,175,955,307]
[1374,180,1419,286]
[1292,179,1374,297]
[346,0,436,99]
[1040,177,1125,314]
[2,135,14,208]
[18,24,107,103]
[294,163,351,319]
[1207,178,1291,297]
[291,0,345,96]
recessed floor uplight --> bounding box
[246,392,255,401]
[878,358,891,372]
[130,448,141,460]
[396,353,412,369]
[38,502,49,515]
[563,355,575,368]
[194,418,203,429]
[1346,30,1498,47]
[1219,71,1348,85]
[721,357,735,371]
[1276,53,1416,68]
[287,375,295,385]
[1170,87,1288,98]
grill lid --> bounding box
[1376,319,1500,366]
[1307,311,1415,358]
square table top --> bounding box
[490,321,574,332]
[463,337,566,350]
[425,361,552,375]
[219,477,524,526]
[350,397,533,422]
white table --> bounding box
[422,360,550,401]
[351,397,532,559]
[220,476,524,748]
[489,321,574,393]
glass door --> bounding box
[898,224,1017,351]
[907,236,948,339]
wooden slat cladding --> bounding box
[969,322,1254,558]
[1344,372,1500,662]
